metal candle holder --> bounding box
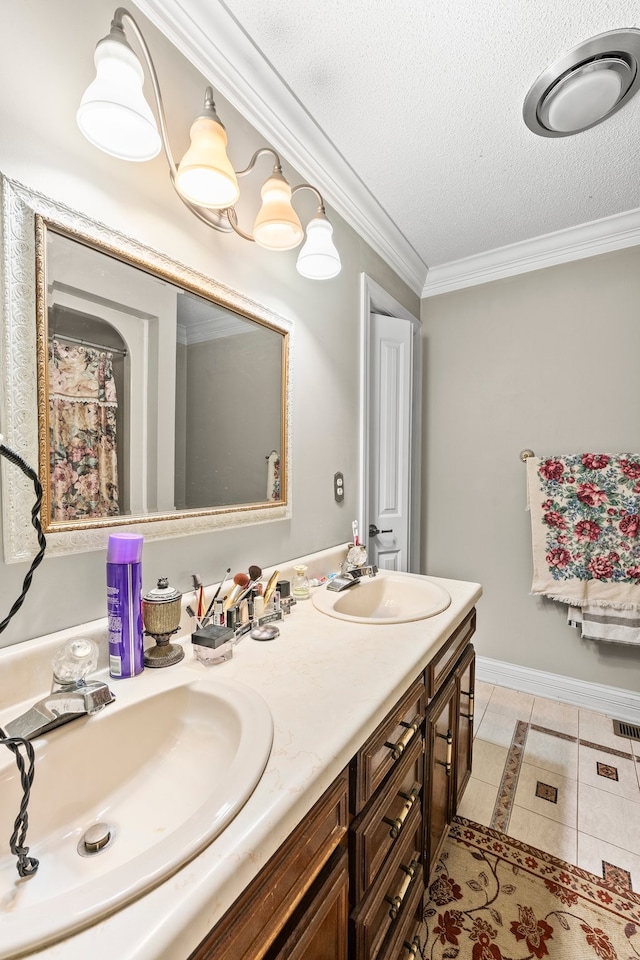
[142,577,184,668]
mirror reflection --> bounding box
[40,229,287,529]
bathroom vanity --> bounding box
[0,548,481,960]
[189,610,477,960]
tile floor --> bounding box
[457,681,640,892]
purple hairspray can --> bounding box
[107,532,144,678]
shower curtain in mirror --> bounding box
[48,340,120,520]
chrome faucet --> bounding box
[2,638,115,741]
[340,541,378,578]
[329,562,379,592]
[3,682,116,741]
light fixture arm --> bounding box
[291,183,326,215]
[234,147,283,179]
[109,9,233,232]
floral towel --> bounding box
[526,454,640,609]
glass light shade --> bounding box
[76,36,161,161]
[175,116,240,209]
[253,175,304,251]
[296,215,341,279]
[544,67,623,132]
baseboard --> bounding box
[476,656,640,724]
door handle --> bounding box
[369,524,393,537]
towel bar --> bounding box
[520,449,535,462]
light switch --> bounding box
[334,471,344,503]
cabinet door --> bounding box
[454,644,475,813]
[268,848,349,960]
[189,771,348,960]
[424,675,456,878]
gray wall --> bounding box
[184,328,282,507]
[421,247,640,692]
[0,0,418,648]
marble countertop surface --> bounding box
[0,546,481,959]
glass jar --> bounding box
[292,564,310,600]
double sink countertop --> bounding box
[0,546,481,960]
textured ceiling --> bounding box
[204,0,640,270]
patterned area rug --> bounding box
[421,816,640,959]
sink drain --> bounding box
[77,822,116,857]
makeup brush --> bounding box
[234,565,263,605]
[223,572,251,612]
[202,567,231,624]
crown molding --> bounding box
[177,313,250,345]
[133,0,427,296]
[423,206,640,297]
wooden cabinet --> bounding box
[349,675,426,960]
[424,610,476,879]
[190,608,477,960]
[188,770,349,960]
[454,642,475,811]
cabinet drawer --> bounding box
[351,675,426,815]
[425,609,476,701]
[190,769,349,960]
[377,870,425,960]
[350,815,423,960]
[351,734,423,904]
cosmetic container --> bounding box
[106,532,144,678]
[192,624,235,665]
[253,594,265,620]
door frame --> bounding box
[359,274,422,573]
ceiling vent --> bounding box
[523,29,640,137]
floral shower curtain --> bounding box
[48,340,120,520]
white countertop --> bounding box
[1,548,481,960]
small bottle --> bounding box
[292,564,310,600]
[107,532,144,678]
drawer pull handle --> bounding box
[436,730,453,775]
[383,783,421,839]
[403,935,420,959]
[461,689,474,722]
[385,715,422,760]
[385,859,420,920]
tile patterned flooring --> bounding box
[458,681,640,892]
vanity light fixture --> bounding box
[523,29,640,137]
[77,7,341,279]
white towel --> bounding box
[568,604,640,645]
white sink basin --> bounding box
[312,570,451,624]
[0,663,273,958]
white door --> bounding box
[368,312,413,570]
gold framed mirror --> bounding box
[0,175,292,562]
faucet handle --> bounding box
[52,638,99,688]
[82,681,116,715]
